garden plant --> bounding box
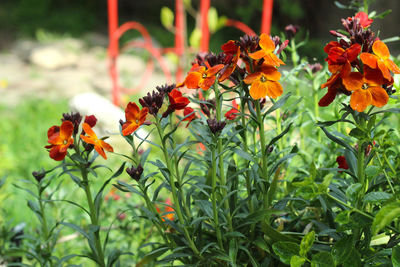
[3,1,400,266]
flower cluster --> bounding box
[319,11,400,112]
[45,113,113,161]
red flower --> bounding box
[325,43,361,77]
[80,123,114,159]
[336,156,349,171]
[354,11,373,28]
[182,107,196,127]
[168,89,189,110]
[122,102,149,136]
[225,100,240,120]
[45,121,74,161]
[319,72,350,107]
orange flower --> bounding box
[156,198,175,221]
[249,33,285,67]
[244,65,283,100]
[360,40,400,80]
[183,64,224,90]
[45,121,74,161]
[225,100,240,120]
[122,102,148,136]
[80,123,113,159]
[342,69,389,112]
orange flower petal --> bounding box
[265,81,283,99]
[82,123,97,139]
[100,140,114,152]
[342,72,363,91]
[347,44,361,62]
[244,72,261,85]
[139,108,149,123]
[122,122,139,136]
[125,102,140,122]
[199,76,215,90]
[249,50,266,60]
[264,53,285,67]
[94,145,107,159]
[206,64,224,76]
[318,86,337,107]
[261,66,281,81]
[80,134,96,145]
[372,40,389,59]
[60,121,74,140]
[258,33,275,53]
[249,80,266,100]
[377,60,392,81]
[350,89,372,112]
[49,146,67,161]
[360,53,378,69]
[385,58,400,74]
[185,72,202,89]
[369,86,389,108]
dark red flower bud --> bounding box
[285,24,299,39]
[126,164,144,182]
[336,156,349,172]
[32,170,46,183]
[84,115,97,128]
[207,119,226,135]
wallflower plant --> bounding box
[11,3,400,266]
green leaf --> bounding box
[392,245,400,267]
[321,127,355,153]
[299,231,315,257]
[365,165,380,179]
[364,192,392,204]
[160,7,174,29]
[345,183,362,202]
[291,255,306,267]
[70,153,87,164]
[311,251,335,267]
[272,241,300,265]
[189,28,201,49]
[332,235,353,264]
[265,92,292,115]
[349,127,365,139]
[372,201,400,235]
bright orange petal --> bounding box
[258,33,275,52]
[377,60,392,81]
[244,72,261,85]
[122,122,139,136]
[342,72,363,91]
[249,50,266,60]
[82,123,97,139]
[185,72,202,89]
[139,108,149,123]
[369,86,389,108]
[80,134,96,145]
[199,77,215,90]
[100,140,114,152]
[60,121,74,140]
[385,58,400,74]
[125,102,140,122]
[206,64,224,76]
[372,40,390,59]
[264,53,284,67]
[265,81,283,99]
[261,66,281,81]
[350,89,372,112]
[94,145,107,159]
[360,53,378,69]
[249,80,266,100]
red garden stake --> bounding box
[261,0,273,34]
[107,0,120,105]
[175,0,185,82]
[200,0,210,52]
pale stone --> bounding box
[30,46,78,70]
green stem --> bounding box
[213,82,233,231]
[38,192,53,267]
[255,101,269,208]
[155,118,200,257]
[81,167,105,267]
[211,146,223,249]
[376,154,395,195]
[357,143,366,206]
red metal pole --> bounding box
[107,0,121,105]
[175,0,185,82]
[261,0,273,35]
[200,0,210,52]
